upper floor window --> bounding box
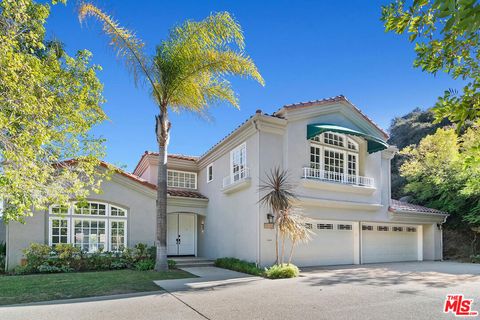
[207,164,213,183]
[310,132,359,179]
[230,143,247,182]
[167,170,197,189]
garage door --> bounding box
[361,223,419,263]
[293,220,355,267]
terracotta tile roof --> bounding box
[276,95,389,139]
[389,199,447,215]
[167,188,208,199]
[132,151,198,175]
[57,159,207,200]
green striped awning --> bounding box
[307,123,388,154]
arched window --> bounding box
[309,132,359,182]
[48,202,128,252]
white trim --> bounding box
[230,142,247,182]
[48,217,70,247]
[167,169,198,189]
[206,163,213,183]
[109,219,128,251]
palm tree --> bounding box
[79,4,264,271]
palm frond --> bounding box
[78,3,161,101]
[259,167,298,213]
[155,11,264,110]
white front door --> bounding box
[167,213,195,256]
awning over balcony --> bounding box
[307,123,389,153]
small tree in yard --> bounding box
[78,4,264,271]
[259,168,311,265]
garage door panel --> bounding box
[293,221,355,267]
[362,224,418,263]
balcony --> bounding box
[222,167,251,194]
[301,167,375,194]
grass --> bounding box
[215,257,264,276]
[0,269,192,306]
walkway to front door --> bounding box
[167,213,196,256]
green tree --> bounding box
[400,126,480,225]
[0,0,107,222]
[381,0,480,126]
[78,4,264,271]
[388,107,450,198]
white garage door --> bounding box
[362,223,419,263]
[293,220,355,267]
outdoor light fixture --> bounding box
[267,213,274,224]
[201,220,205,232]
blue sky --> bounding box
[45,0,461,171]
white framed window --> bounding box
[305,223,313,229]
[324,132,344,147]
[377,226,389,231]
[393,226,403,232]
[207,164,213,183]
[74,202,106,215]
[309,133,360,181]
[49,218,69,246]
[406,227,417,232]
[73,219,106,252]
[48,201,127,253]
[230,143,247,182]
[111,205,126,217]
[167,170,197,189]
[362,225,373,231]
[110,220,127,251]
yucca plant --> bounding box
[259,168,311,265]
[79,4,264,271]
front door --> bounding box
[167,213,195,256]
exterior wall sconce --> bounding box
[267,213,274,224]
[264,213,275,229]
[201,220,205,232]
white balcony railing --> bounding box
[223,167,250,188]
[302,167,374,188]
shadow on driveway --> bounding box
[299,261,480,289]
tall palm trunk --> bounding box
[288,239,297,265]
[155,110,170,271]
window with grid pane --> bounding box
[74,202,106,215]
[110,221,126,251]
[324,149,344,181]
[310,145,321,169]
[231,144,246,182]
[51,219,68,245]
[74,219,106,252]
[324,133,344,147]
[111,205,126,217]
[347,153,358,183]
[167,170,197,189]
[347,138,358,151]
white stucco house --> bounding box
[1,95,448,270]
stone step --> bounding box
[175,261,215,268]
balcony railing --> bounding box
[302,167,374,188]
[223,167,250,188]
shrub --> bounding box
[265,264,299,279]
[134,259,155,271]
[215,257,264,276]
[17,242,161,275]
[471,255,480,263]
[0,241,6,273]
[168,259,176,269]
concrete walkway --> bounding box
[155,267,263,291]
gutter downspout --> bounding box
[253,117,261,266]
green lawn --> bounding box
[0,269,193,306]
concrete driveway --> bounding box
[1,261,479,320]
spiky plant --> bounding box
[259,167,298,264]
[79,4,264,271]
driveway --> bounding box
[1,261,479,320]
